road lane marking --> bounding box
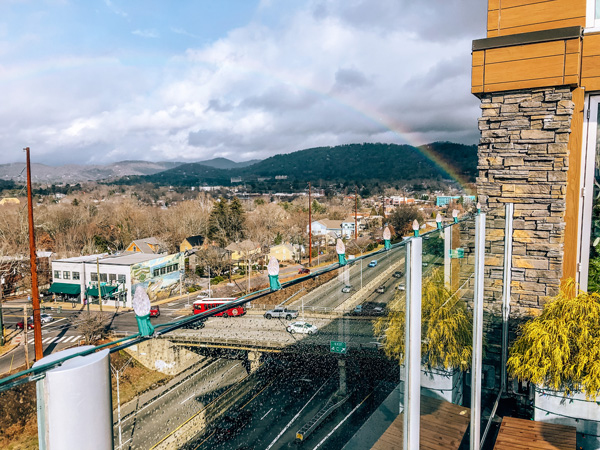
[125,359,221,423]
[311,390,374,450]
[265,377,331,450]
[261,408,273,420]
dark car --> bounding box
[215,410,252,440]
[298,268,310,274]
[393,271,403,278]
[17,319,34,330]
[149,305,160,317]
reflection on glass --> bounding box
[588,104,600,292]
[597,0,600,20]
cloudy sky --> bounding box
[0,0,487,166]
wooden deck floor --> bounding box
[371,395,470,450]
[493,417,576,450]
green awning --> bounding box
[86,285,118,298]
[48,282,81,295]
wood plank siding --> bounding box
[487,0,585,37]
[582,33,600,90]
[472,38,581,94]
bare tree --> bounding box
[73,311,111,345]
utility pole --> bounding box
[24,147,43,361]
[308,182,312,267]
[96,257,103,312]
[23,305,29,369]
[0,278,4,346]
[355,187,358,240]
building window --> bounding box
[153,268,159,277]
[118,274,125,283]
[587,0,600,28]
[63,271,70,279]
[91,272,98,282]
[54,270,61,279]
[109,273,116,283]
[100,273,107,282]
[73,272,80,280]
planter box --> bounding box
[534,386,600,450]
[400,365,464,404]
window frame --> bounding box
[73,271,80,280]
[578,95,600,290]
[62,271,70,280]
[54,270,61,279]
[587,0,600,31]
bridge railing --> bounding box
[0,210,509,450]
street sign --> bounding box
[330,340,347,354]
[449,248,465,259]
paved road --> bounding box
[115,358,247,450]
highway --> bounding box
[115,358,248,450]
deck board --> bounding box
[371,395,470,450]
[493,417,576,450]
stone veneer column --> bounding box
[477,87,574,318]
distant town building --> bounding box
[125,237,165,254]
[180,235,206,253]
[275,175,288,180]
[225,240,262,261]
[435,195,476,207]
[268,243,301,262]
[230,177,242,183]
[49,252,184,306]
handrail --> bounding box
[0,214,477,392]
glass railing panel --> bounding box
[0,237,415,450]
[419,217,476,449]
[478,206,507,447]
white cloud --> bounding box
[0,0,486,165]
[132,29,159,39]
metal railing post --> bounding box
[471,213,486,450]
[404,237,422,450]
[501,203,513,394]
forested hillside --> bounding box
[114,141,477,189]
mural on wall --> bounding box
[131,253,183,300]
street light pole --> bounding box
[111,357,133,450]
[96,257,103,312]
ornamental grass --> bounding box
[507,279,600,399]
[374,269,473,371]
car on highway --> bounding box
[353,304,363,314]
[40,313,54,323]
[368,260,378,267]
[16,319,34,330]
[393,271,403,278]
[214,410,252,441]
[30,314,54,324]
[371,306,384,316]
[298,267,310,274]
[195,291,209,300]
[264,307,298,320]
[149,305,160,317]
[375,285,386,294]
[341,285,352,293]
[423,262,429,267]
[396,283,406,291]
[286,321,318,335]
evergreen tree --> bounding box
[228,196,246,242]
[208,198,230,247]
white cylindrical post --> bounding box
[470,213,486,450]
[35,346,113,450]
[501,204,513,393]
[444,225,451,289]
[404,237,422,450]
